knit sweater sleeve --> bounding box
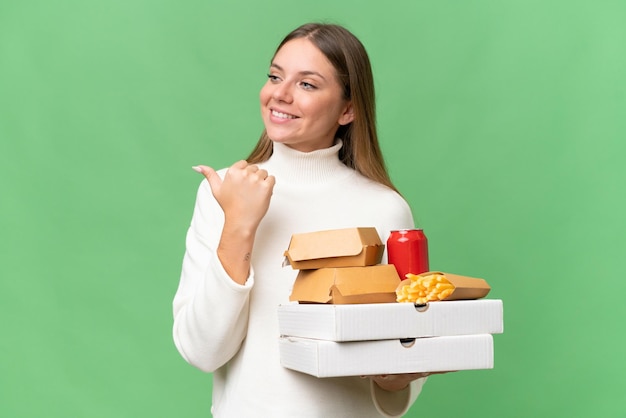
[172,177,253,373]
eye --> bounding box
[300,81,317,90]
[267,74,281,83]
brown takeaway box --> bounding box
[397,271,491,301]
[289,264,401,304]
[283,227,384,270]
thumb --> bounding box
[192,165,222,194]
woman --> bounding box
[173,23,431,417]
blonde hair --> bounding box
[247,23,398,193]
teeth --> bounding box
[272,110,297,119]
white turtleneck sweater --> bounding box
[173,141,426,417]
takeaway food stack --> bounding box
[279,227,504,378]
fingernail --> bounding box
[192,166,203,173]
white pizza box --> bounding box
[279,334,494,378]
[278,299,503,341]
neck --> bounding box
[265,140,350,185]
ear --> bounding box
[338,102,355,126]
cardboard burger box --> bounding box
[289,264,401,304]
[283,227,384,270]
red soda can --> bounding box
[387,229,429,280]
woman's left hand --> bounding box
[363,371,454,392]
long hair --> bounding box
[247,23,398,192]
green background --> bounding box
[1,1,624,417]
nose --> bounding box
[272,81,293,103]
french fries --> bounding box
[396,272,455,304]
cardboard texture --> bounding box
[397,271,491,301]
[289,264,400,304]
[279,334,494,377]
[278,299,503,341]
[283,227,384,270]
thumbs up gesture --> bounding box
[193,160,276,234]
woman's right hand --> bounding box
[192,161,276,284]
[193,160,276,233]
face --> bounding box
[259,38,354,152]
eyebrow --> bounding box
[270,63,327,81]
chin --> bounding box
[268,137,296,147]
[265,129,294,144]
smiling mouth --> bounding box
[271,109,298,119]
